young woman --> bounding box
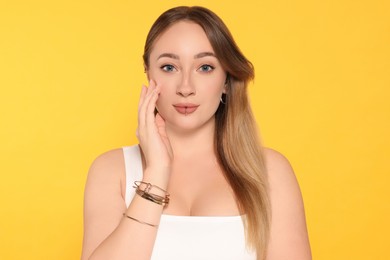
[81,6,311,260]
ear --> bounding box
[223,74,229,93]
[144,64,150,81]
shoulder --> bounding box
[263,147,301,197]
[85,148,126,199]
[262,148,312,259]
[263,148,293,174]
[82,148,127,259]
[262,147,302,209]
[86,147,130,182]
[263,147,297,189]
[88,148,125,174]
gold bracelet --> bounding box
[133,181,170,206]
[135,189,170,206]
[122,213,158,227]
[133,181,169,197]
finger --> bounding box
[155,113,172,156]
[145,87,160,128]
[138,85,147,113]
[144,79,159,113]
[138,85,148,128]
[148,79,156,92]
[140,79,155,108]
[142,79,154,99]
[139,80,156,117]
[142,79,157,107]
[155,113,166,133]
[139,80,159,130]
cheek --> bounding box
[155,86,170,113]
[148,67,173,83]
[149,74,177,94]
[200,78,225,95]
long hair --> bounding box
[143,6,271,260]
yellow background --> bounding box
[1,0,389,259]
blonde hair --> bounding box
[143,6,271,260]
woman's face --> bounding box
[147,21,227,132]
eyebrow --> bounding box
[194,52,216,59]
[157,53,179,60]
[157,52,216,60]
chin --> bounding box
[168,117,215,134]
[158,106,216,132]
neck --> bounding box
[165,118,216,159]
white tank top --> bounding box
[123,145,256,260]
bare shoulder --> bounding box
[262,148,312,260]
[263,148,298,192]
[82,148,127,259]
[84,148,126,201]
[88,148,125,179]
[84,147,127,216]
[263,147,303,215]
[263,147,293,173]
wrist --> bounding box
[133,181,170,207]
[142,167,171,190]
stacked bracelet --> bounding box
[133,181,170,207]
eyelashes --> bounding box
[198,64,214,72]
[160,64,176,72]
[160,64,215,73]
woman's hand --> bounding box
[137,79,173,181]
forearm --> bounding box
[85,170,170,260]
[85,79,172,260]
[87,195,163,260]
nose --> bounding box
[176,72,195,97]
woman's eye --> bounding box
[161,64,176,72]
[198,64,214,72]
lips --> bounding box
[173,103,199,115]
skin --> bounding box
[149,21,226,135]
[82,21,311,260]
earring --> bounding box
[220,94,226,104]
